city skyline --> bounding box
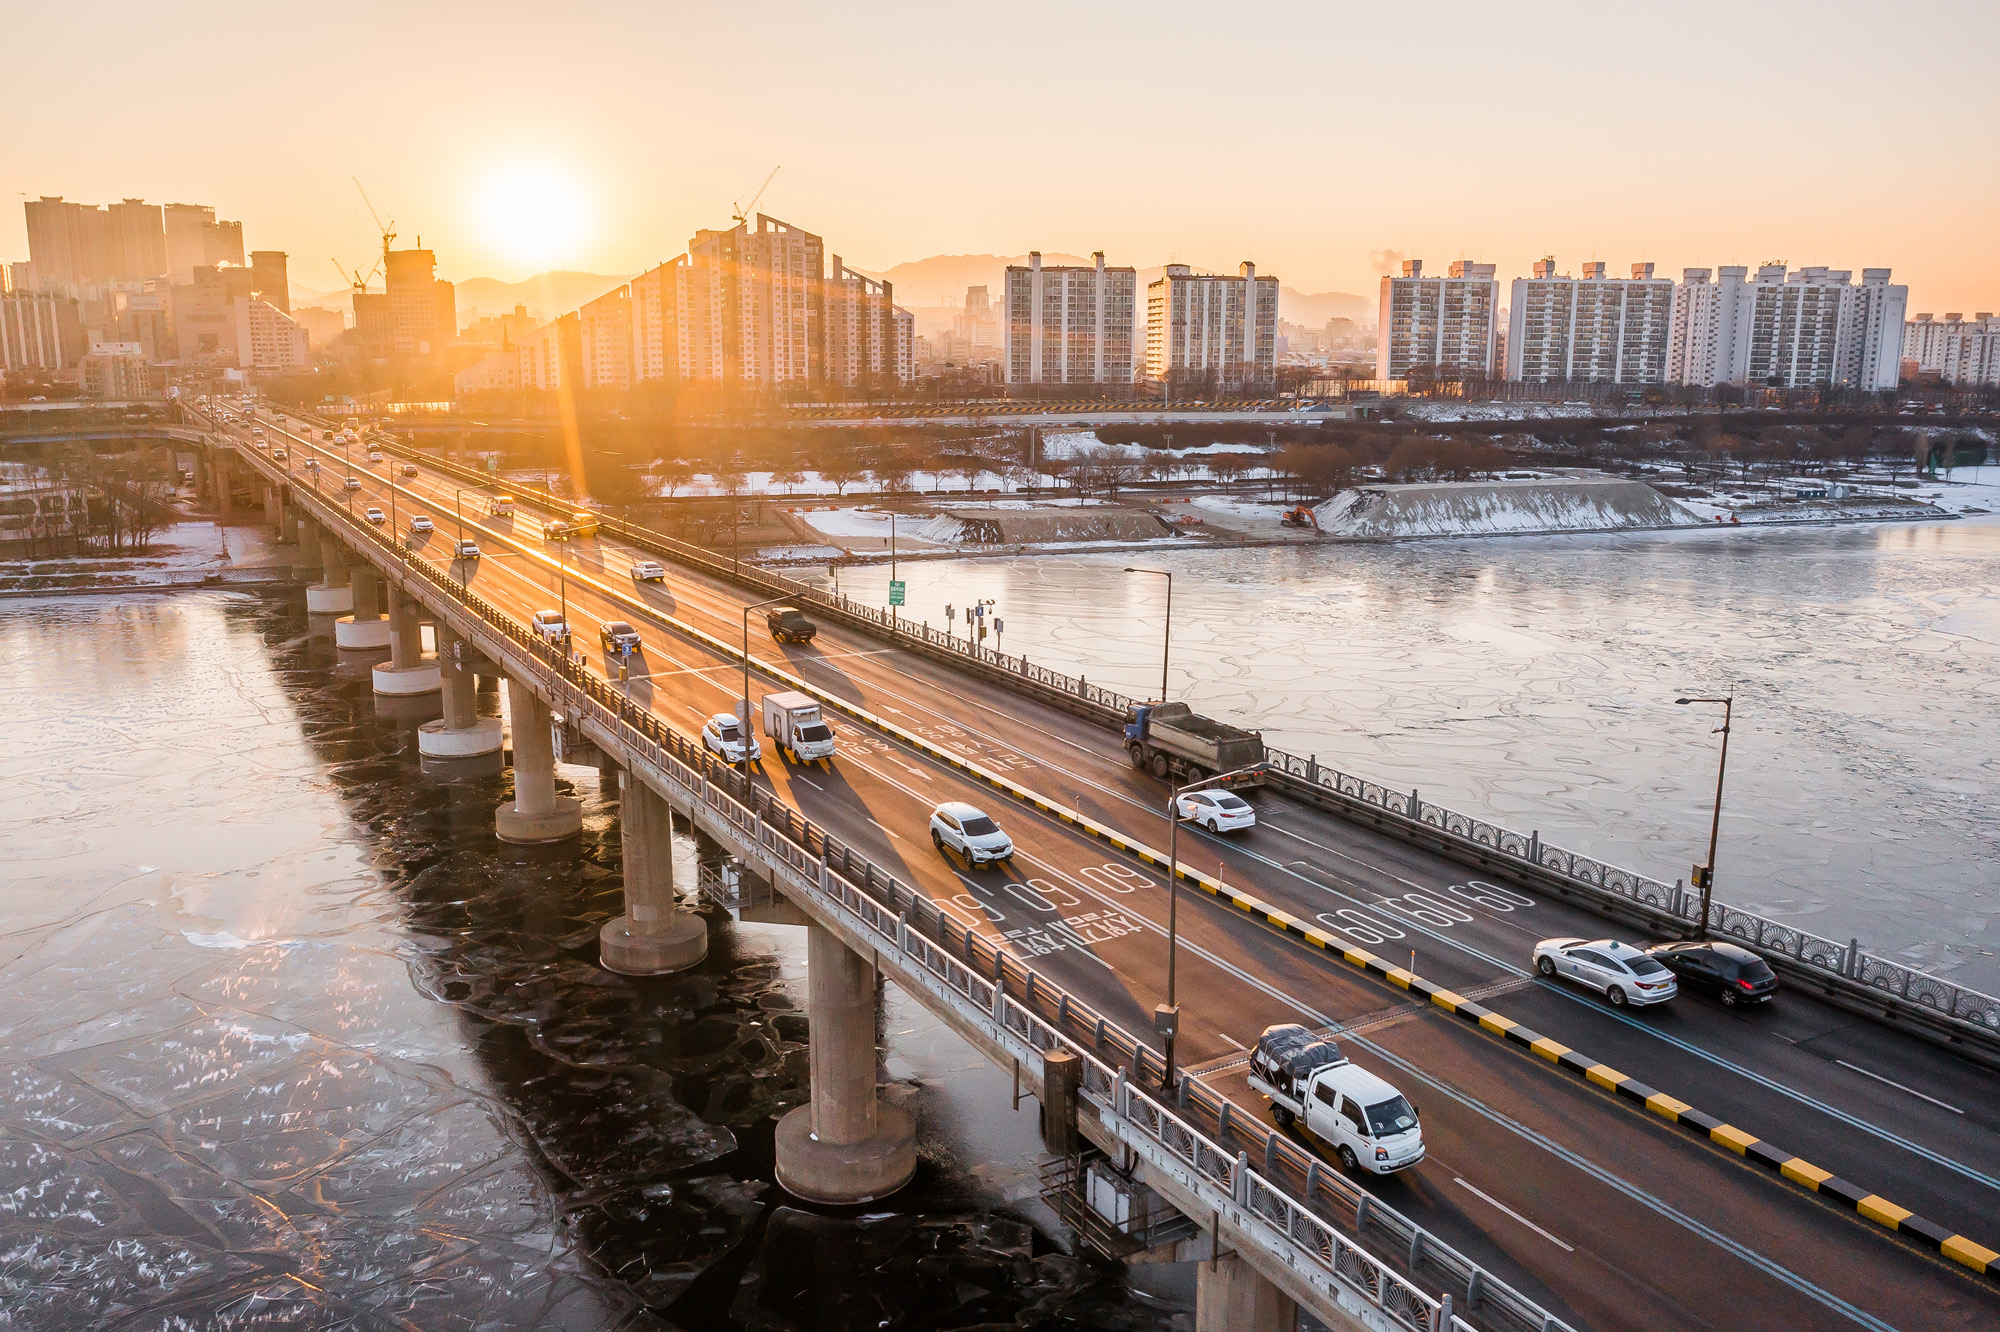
[5,0,1996,308]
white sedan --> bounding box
[1176,788,1256,833]
[929,801,1014,868]
[1533,937,1678,1007]
[702,712,762,762]
[530,609,570,644]
[630,561,667,582]
[363,506,386,525]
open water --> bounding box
[0,591,1189,1330]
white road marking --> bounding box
[1218,1032,1246,1050]
[868,817,902,840]
[794,773,825,791]
[1835,1060,1964,1114]
[1452,1178,1574,1251]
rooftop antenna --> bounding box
[353,178,395,268]
[732,165,780,226]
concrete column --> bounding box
[774,924,917,1203]
[1195,1252,1297,1332]
[261,484,281,530]
[419,622,502,757]
[495,674,583,843]
[600,772,707,974]
[275,491,295,545]
[214,455,235,522]
[306,537,351,611]
[373,595,441,695]
[335,562,390,648]
[298,515,323,571]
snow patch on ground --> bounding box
[1315,478,1701,540]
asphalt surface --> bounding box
[221,412,2000,1332]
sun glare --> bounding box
[478,165,589,268]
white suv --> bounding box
[702,712,761,762]
[531,609,569,644]
[1533,937,1678,1007]
[929,802,1014,868]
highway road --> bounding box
[219,408,2000,1332]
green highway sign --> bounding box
[888,580,906,606]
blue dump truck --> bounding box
[1124,701,1265,784]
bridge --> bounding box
[169,405,2000,1332]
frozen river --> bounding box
[0,591,1185,1328]
[819,505,2000,993]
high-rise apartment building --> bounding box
[688,214,827,387]
[1506,260,1675,384]
[629,255,724,385]
[249,251,290,313]
[383,246,454,355]
[163,204,243,283]
[1375,260,1499,382]
[1668,264,1905,390]
[824,258,900,388]
[1905,313,2000,387]
[0,292,87,373]
[1004,252,1137,385]
[24,197,111,290]
[108,200,167,284]
[578,286,633,390]
[171,263,257,363]
[1146,261,1279,390]
[233,298,310,369]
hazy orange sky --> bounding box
[7,0,1998,310]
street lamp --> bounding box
[740,594,792,785]
[452,486,470,549]
[1125,566,1172,706]
[1674,695,1735,938]
[1159,761,1266,1089]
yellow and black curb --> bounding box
[264,423,2000,1286]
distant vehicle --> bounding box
[1248,1024,1423,1175]
[364,506,385,525]
[763,690,835,763]
[566,511,600,537]
[367,449,383,462]
[1645,941,1778,1006]
[401,464,418,478]
[1175,788,1257,833]
[1125,701,1265,784]
[542,518,574,541]
[767,605,817,643]
[1280,505,1319,530]
[304,457,320,471]
[929,801,1013,867]
[702,711,761,762]
[272,447,287,461]
[343,476,362,491]
[599,620,641,653]
[322,430,335,441]
[1534,938,1677,1007]
[630,560,666,582]
[530,609,570,644]
[487,494,514,517]
[408,515,434,534]
[453,539,480,560]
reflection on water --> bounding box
[829,516,2000,989]
[0,591,1189,1329]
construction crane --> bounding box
[353,178,395,267]
[731,166,780,226]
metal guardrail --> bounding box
[231,416,1562,1332]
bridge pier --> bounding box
[294,514,321,575]
[1195,1251,1298,1332]
[374,596,441,695]
[215,453,236,523]
[334,561,390,649]
[261,484,281,532]
[774,924,917,1204]
[600,772,708,974]
[419,622,503,757]
[495,675,583,843]
[306,537,352,613]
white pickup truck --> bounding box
[1246,1023,1424,1176]
[762,690,836,764]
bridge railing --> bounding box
[248,430,1557,1332]
[335,423,2000,1043]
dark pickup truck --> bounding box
[767,606,817,643]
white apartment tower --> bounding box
[1669,264,1906,390]
[1376,260,1499,382]
[1146,261,1279,390]
[1003,252,1137,384]
[1507,260,1676,384]
[824,257,901,388]
[629,255,724,386]
[1905,313,2000,387]
[579,286,634,391]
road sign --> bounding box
[486,454,498,472]
[889,580,906,607]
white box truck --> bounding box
[763,691,836,764]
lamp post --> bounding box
[1159,762,1266,1089]
[740,594,792,784]
[1674,694,1734,938]
[1124,566,1172,706]
[453,486,469,549]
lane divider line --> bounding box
[235,419,2000,1285]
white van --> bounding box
[1247,1024,1424,1176]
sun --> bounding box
[477,165,589,269]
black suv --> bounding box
[767,606,817,643]
[599,621,642,654]
[1644,941,1779,1006]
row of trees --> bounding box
[9,444,181,556]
